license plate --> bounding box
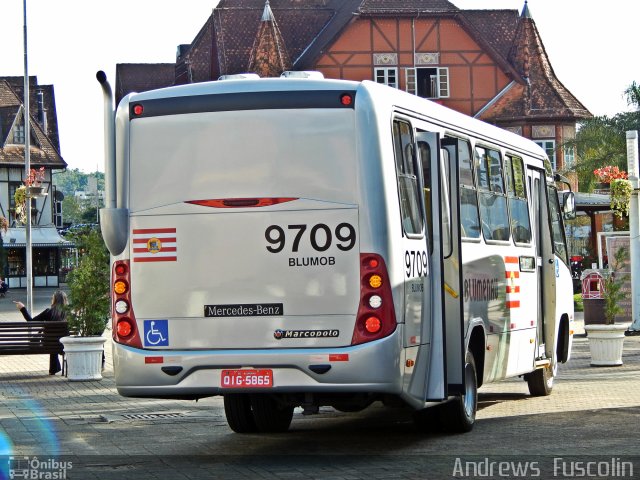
[221,369,273,388]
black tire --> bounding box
[250,394,294,433]
[526,358,556,397]
[442,351,478,433]
[224,394,258,433]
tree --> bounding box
[602,247,629,324]
[61,196,84,224]
[564,82,640,191]
[54,169,104,226]
[568,110,640,191]
[65,229,110,336]
[624,81,640,110]
[53,168,104,196]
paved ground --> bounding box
[1,288,640,479]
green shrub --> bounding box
[602,247,629,324]
[66,229,110,336]
[573,293,583,312]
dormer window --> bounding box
[14,124,25,144]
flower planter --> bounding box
[61,336,107,381]
[25,186,46,197]
[584,323,630,366]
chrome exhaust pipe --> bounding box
[96,70,116,210]
[96,70,128,256]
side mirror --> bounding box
[563,191,576,220]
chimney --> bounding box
[176,44,190,62]
[37,90,47,133]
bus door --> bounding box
[527,167,556,360]
[439,137,465,395]
[395,120,432,408]
[412,132,464,402]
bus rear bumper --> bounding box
[113,331,404,398]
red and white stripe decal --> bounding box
[504,256,520,309]
[132,228,177,262]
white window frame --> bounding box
[405,67,449,99]
[54,193,63,228]
[563,145,575,169]
[374,67,398,89]
[534,140,556,170]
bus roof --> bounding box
[125,77,547,162]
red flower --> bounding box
[25,167,45,187]
[593,166,628,183]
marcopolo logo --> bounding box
[274,329,339,340]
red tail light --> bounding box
[112,260,142,348]
[186,198,297,208]
[117,318,133,337]
[352,253,396,345]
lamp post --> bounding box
[23,0,33,314]
[627,131,640,333]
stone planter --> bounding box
[60,336,106,381]
[584,323,630,366]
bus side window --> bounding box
[505,155,532,244]
[475,146,509,242]
[418,140,433,251]
[439,148,452,256]
[548,185,569,265]
[456,138,480,240]
[393,119,424,236]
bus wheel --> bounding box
[250,394,294,433]
[526,358,556,396]
[224,394,258,433]
[442,351,478,433]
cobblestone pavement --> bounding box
[1,289,639,479]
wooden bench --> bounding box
[0,321,70,373]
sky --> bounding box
[0,0,637,173]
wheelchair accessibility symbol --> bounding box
[144,320,169,347]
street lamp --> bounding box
[627,131,640,333]
[23,0,33,314]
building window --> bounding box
[534,140,556,170]
[375,67,398,88]
[14,125,25,144]
[54,191,63,229]
[9,182,21,224]
[563,145,575,169]
[406,67,449,99]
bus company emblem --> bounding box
[132,228,177,262]
[147,237,162,254]
[274,329,339,340]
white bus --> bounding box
[97,72,575,433]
